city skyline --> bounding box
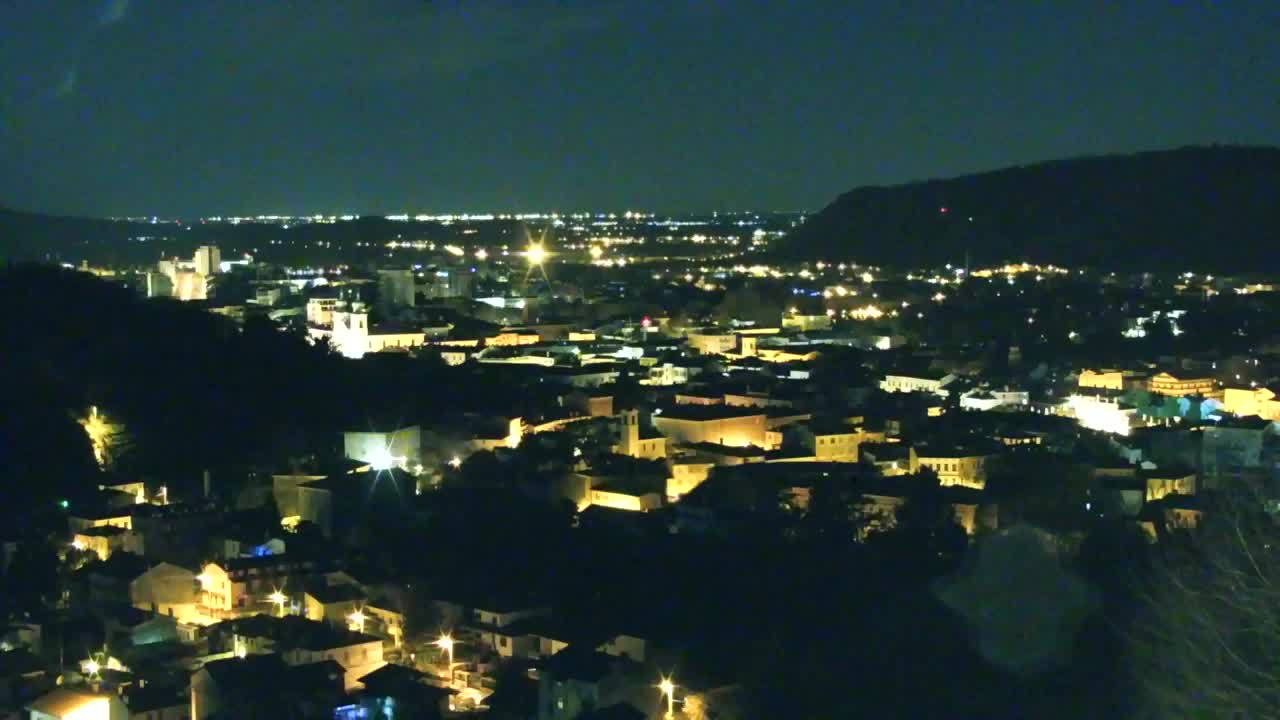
[1,1,1277,217]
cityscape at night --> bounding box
[2,2,1280,720]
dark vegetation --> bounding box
[780,146,1280,272]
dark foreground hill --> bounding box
[778,146,1280,272]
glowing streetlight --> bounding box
[83,658,101,678]
[349,609,367,633]
[525,243,547,266]
[658,676,675,718]
[474,248,488,261]
[589,246,604,260]
[448,456,462,469]
[268,590,287,617]
[435,633,456,681]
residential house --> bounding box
[26,688,128,720]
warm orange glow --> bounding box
[525,243,548,265]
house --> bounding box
[211,615,385,690]
[1221,385,1280,421]
[914,445,995,490]
[354,663,454,720]
[121,682,189,720]
[72,525,144,561]
[880,371,956,396]
[130,563,201,624]
[1144,466,1197,502]
[1148,372,1216,398]
[587,476,665,513]
[26,688,128,720]
[303,583,366,625]
[536,647,649,720]
[343,425,422,471]
[199,556,322,617]
[191,654,346,720]
[1077,369,1145,391]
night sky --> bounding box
[1,1,1277,217]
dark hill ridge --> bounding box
[778,146,1280,272]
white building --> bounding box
[960,388,1030,411]
[343,426,422,470]
[313,307,426,359]
[881,372,956,396]
[194,246,222,277]
[1065,395,1138,436]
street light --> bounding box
[83,659,101,678]
[525,243,547,266]
[658,676,675,718]
[434,633,456,681]
[268,590,287,617]
[349,609,366,633]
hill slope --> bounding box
[778,146,1280,272]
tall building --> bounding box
[425,269,473,299]
[194,246,222,276]
[377,269,416,310]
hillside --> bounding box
[777,146,1280,272]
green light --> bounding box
[59,499,69,509]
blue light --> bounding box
[251,545,273,557]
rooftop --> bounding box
[654,404,766,422]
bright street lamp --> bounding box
[434,634,456,681]
[658,676,675,718]
[268,590,287,616]
[525,243,547,266]
[349,609,366,633]
[83,659,101,678]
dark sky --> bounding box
[1,1,1277,217]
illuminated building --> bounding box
[26,688,126,720]
[667,461,714,499]
[781,313,832,332]
[1145,467,1197,502]
[959,388,1030,411]
[613,409,667,460]
[880,372,956,397]
[193,245,222,277]
[1221,386,1280,420]
[1065,394,1137,435]
[304,584,365,625]
[1147,372,1216,398]
[652,405,768,448]
[1077,369,1127,391]
[71,526,143,561]
[343,426,421,471]
[305,296,338,326]
[914,446,993,489]
[588,476,665,512]
[314,306,427,359]
[130,562,204,624]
